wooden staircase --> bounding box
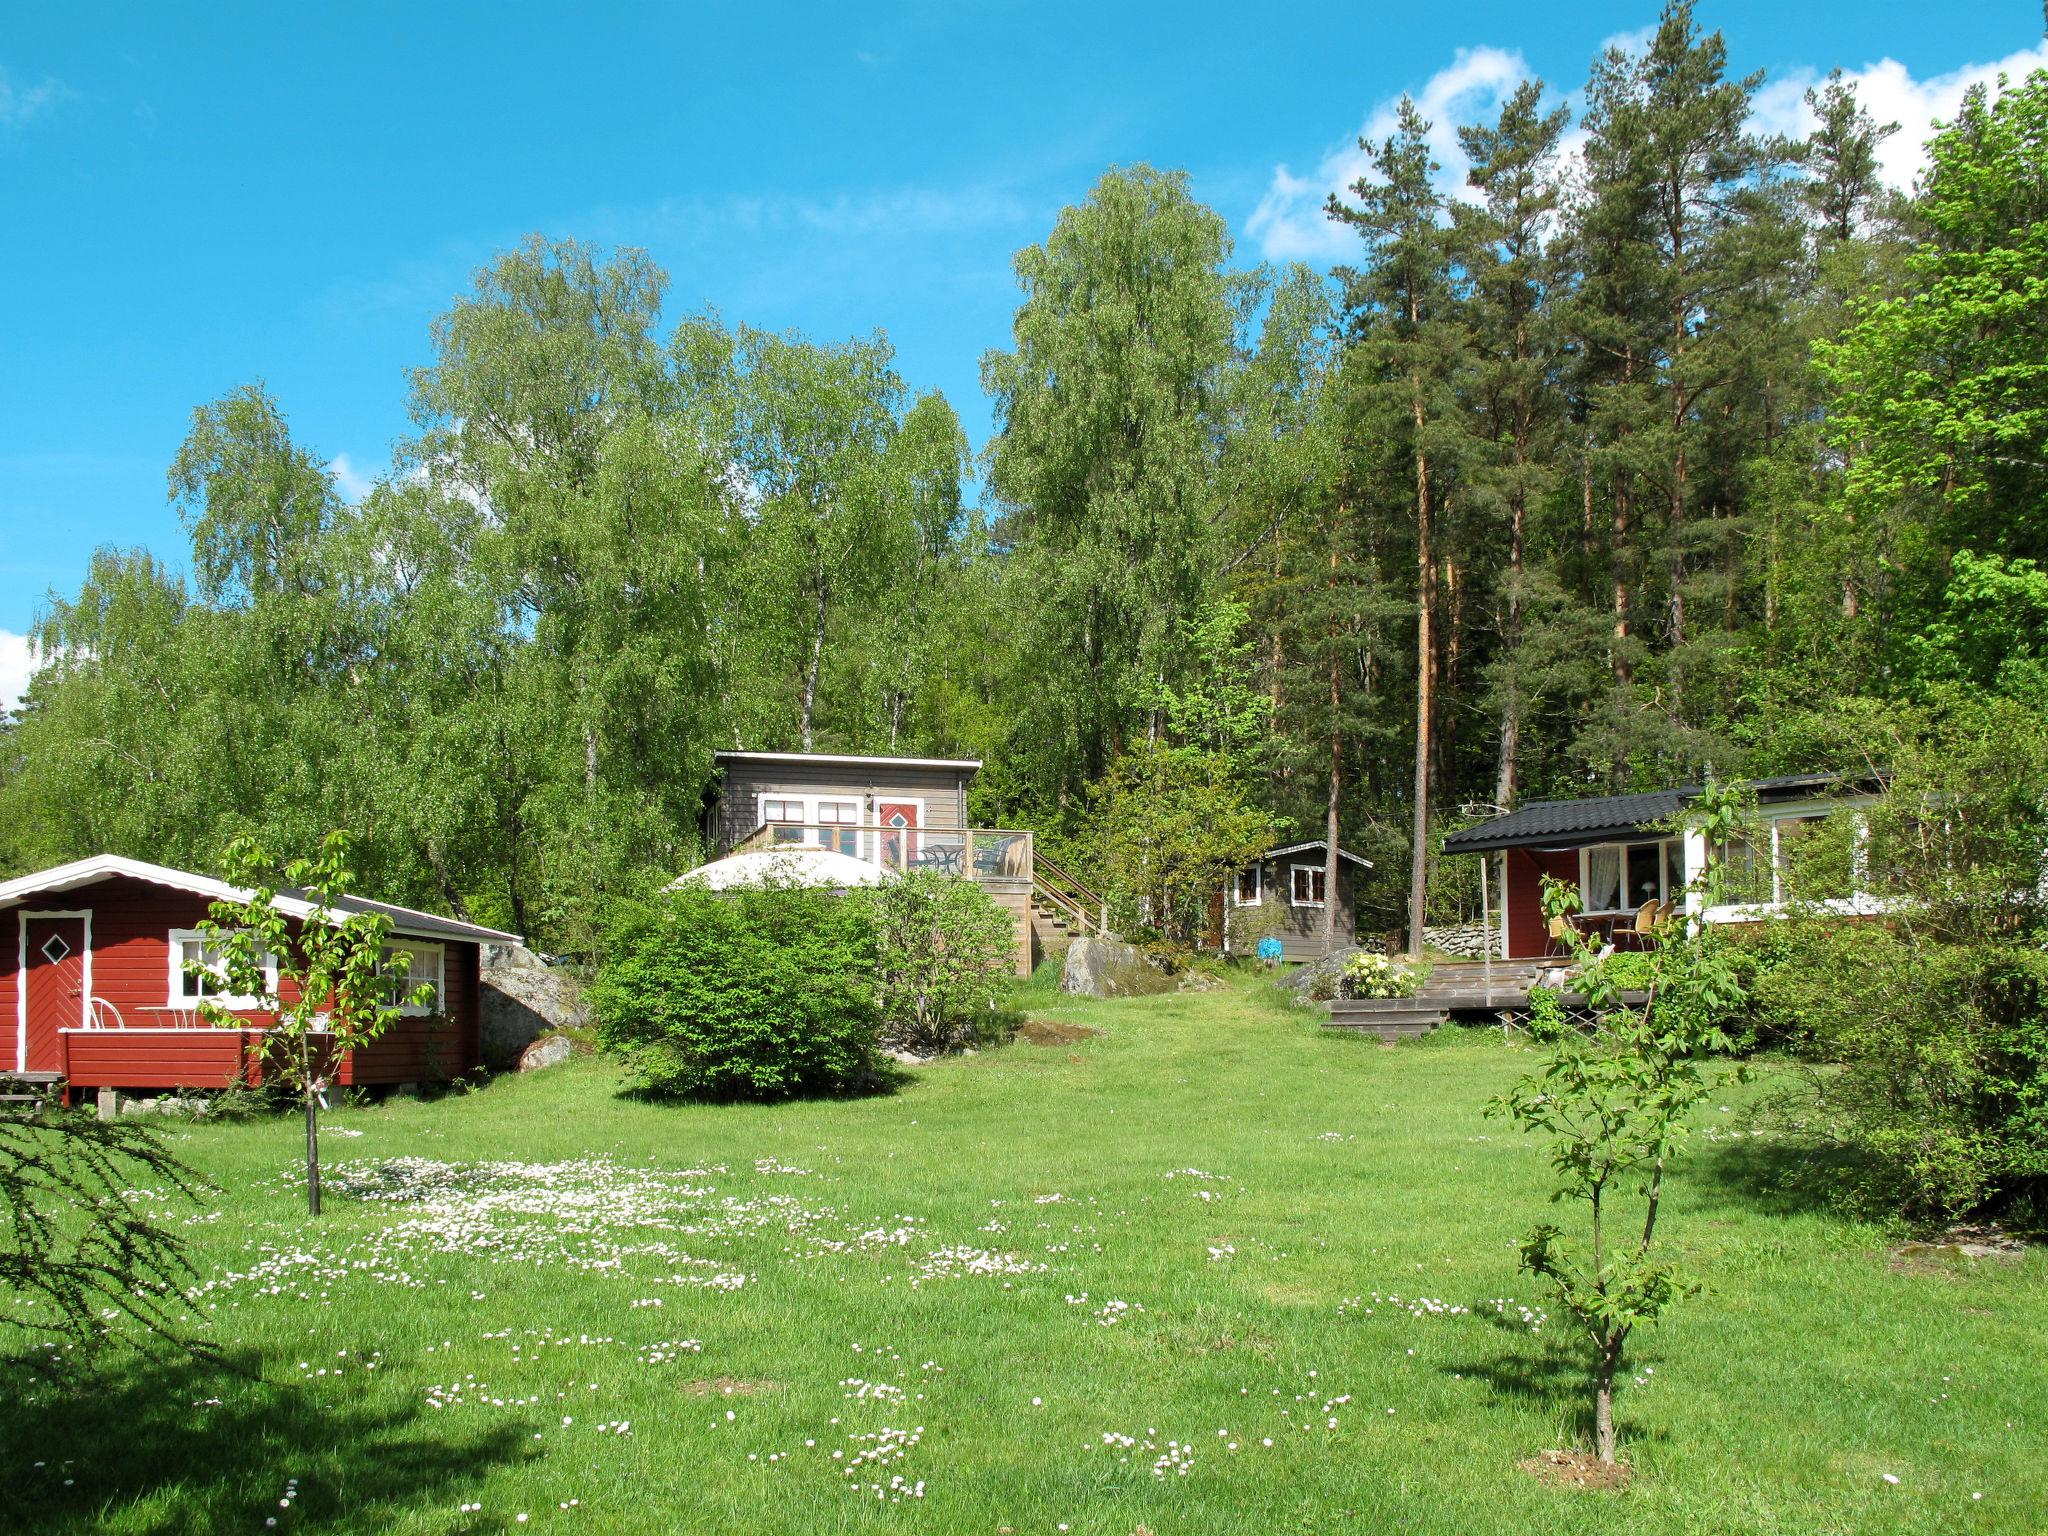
[1028,855,1109,959]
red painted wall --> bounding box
[5,873,481,1088]
[0,930,13,1070]
[1504,848,1581,959]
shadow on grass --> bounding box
[1445,1324,1671,1459]
[1692,1130,1876,1220]
[613,1060,915,1106]
[0,1348,526,1534]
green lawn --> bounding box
[5,973,2042,1535]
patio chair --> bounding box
[1544,913,1572,959]
[973,834,1023,878]
[1620,899,1661,950]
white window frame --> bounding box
[1231,864,1263,907]
[380,940,446,1017]
[1289,864,1326,909]
[168,928,278,1010]
[1576,839,1683,915]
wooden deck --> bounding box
[1322,960,1643,1042]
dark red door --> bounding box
[877,801,921,871]
[23,914,87,1072]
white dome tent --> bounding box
[665,845,899,893]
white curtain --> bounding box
[1584,846,1622,912]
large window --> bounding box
[757,794,880,857]
[1577,840,1682,914]
[1717,812,1843,906]
[379,941,445,1017]
[815,799,860,856]
[167,929,275,1010]
[1232,865,1262,906]
[1289,865,1326,908]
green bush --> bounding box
[870,871,1019,1053]
[1523,984,1572,1041]
[592,882,881,1101]
[1754,924,2048,1219]
[1338,953,1429,999]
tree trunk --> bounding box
[1408,419,1435,958]
[1325,518,1345,955]
[1595,1354,1619,1465]
[304,1085,322,1218]
[1496,464,1526,810]
[799,576,829,751]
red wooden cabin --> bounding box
[1443,774,1884,960]
[0,855,519,1096]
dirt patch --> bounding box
[1018,1019,1105,1046]
[1889,1224,2028,1274]
[1520,1449,1631,1491]
[679,1376,782,1398]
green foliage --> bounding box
[1088,745,1276,948]
[1488,780,1748,1465]
[1756,927,2048,1219]
[868,872,1018,1054]
[1338,953,1429,999]
[591,882,881,1101]
[1819,70,2048,596]
[982,165,1250,806]
[1751,696,2048,1218]
[0,1107,208,1355]
[199,831,427,1216]
[1523,983,1573,1042]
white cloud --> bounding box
[1251,35,2048,265]
[1246,46,1535,262]
[0,630,39,716]
[0,67,71,127]
[1751,42,2048,192]
[1598,25,1659,59]
[328,452,376,504]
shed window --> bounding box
[1289,865,1326,908]
[1233,866,1262,906]
[168,929,275,1010]
[815,799,860,856]
[763,798,807,842]
[379,942,446,1017]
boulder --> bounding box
[1058,936,1176,999]
[516,1034,579,1073]
[1279,945,1369,993]
[481,944,590,1071]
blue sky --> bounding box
[1,1,2040,702]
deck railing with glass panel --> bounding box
[733,821,1035,882]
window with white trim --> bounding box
[763,797,808,843]
[168,929,276,1009]
[379,941,446,1017]
[815,798,860,856]
[758,793,873,856]
[1289,864,1326,908]
[1576,839,1682,913]
[1232,865,1262,906]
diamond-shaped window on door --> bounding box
[40,934,72,965]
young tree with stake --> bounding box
[196,832,428,1217]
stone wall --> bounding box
[1421,922,1499,960]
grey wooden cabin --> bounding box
[701,750,1043,975]
[1217,840,1370,961]
[704,750,982,860]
